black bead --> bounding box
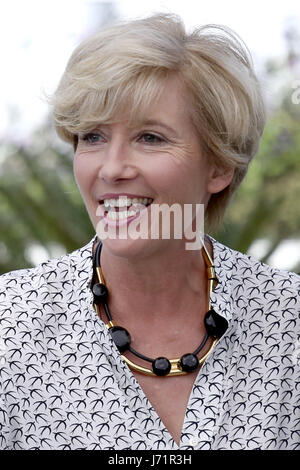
[92,282,108,304]
[152,357,171,376]
[179,353,199,372]
[204,309,228,338]
[110,326,131,353]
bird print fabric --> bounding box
[0,235,299,450]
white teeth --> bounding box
[102,196,152,208]
[119,199,129,208]
[106,210,137,220]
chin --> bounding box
[93,205,153,257]
[99,236,154,260]
[100,236,184,265]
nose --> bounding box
[97,137,137,183]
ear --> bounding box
[207,164,235,194]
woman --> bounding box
[0,13,299,450]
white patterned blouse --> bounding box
[0,234,299,450]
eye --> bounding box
[139,133,165,145]
[80,132,104,144]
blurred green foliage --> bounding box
[216,97,300,274]
[0,121,95,273]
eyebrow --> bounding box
[139,120,179,136]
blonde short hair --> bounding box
[51,13,266,231]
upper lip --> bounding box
[98,193,153,202]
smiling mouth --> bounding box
[98,197,154,221]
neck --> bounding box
[93,237,213,325]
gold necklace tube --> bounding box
[93,242,219,377]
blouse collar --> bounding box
[70,234,234,324]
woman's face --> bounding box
[74,74,232,256]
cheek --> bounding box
[147,153,202,197]
[148,162,182,196]
[73,153,95,194]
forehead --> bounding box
[124,75,192,128]
[76,73,193,136]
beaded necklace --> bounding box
[91,238,227,377]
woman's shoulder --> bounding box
[210,237,299,366]
[0,237,96,372]
[209,236,300,322]
[210,235,300,289]
[0,251,67,295]
[0,236,96,313]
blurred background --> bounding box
[0,0,300,274]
